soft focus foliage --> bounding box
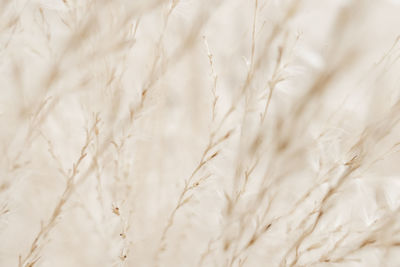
[1,0,400,266]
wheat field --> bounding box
[1,0,400,266]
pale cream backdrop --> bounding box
[1,0,400,266]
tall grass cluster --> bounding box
[1,0,400,266]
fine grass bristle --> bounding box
[1,0,400,266]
